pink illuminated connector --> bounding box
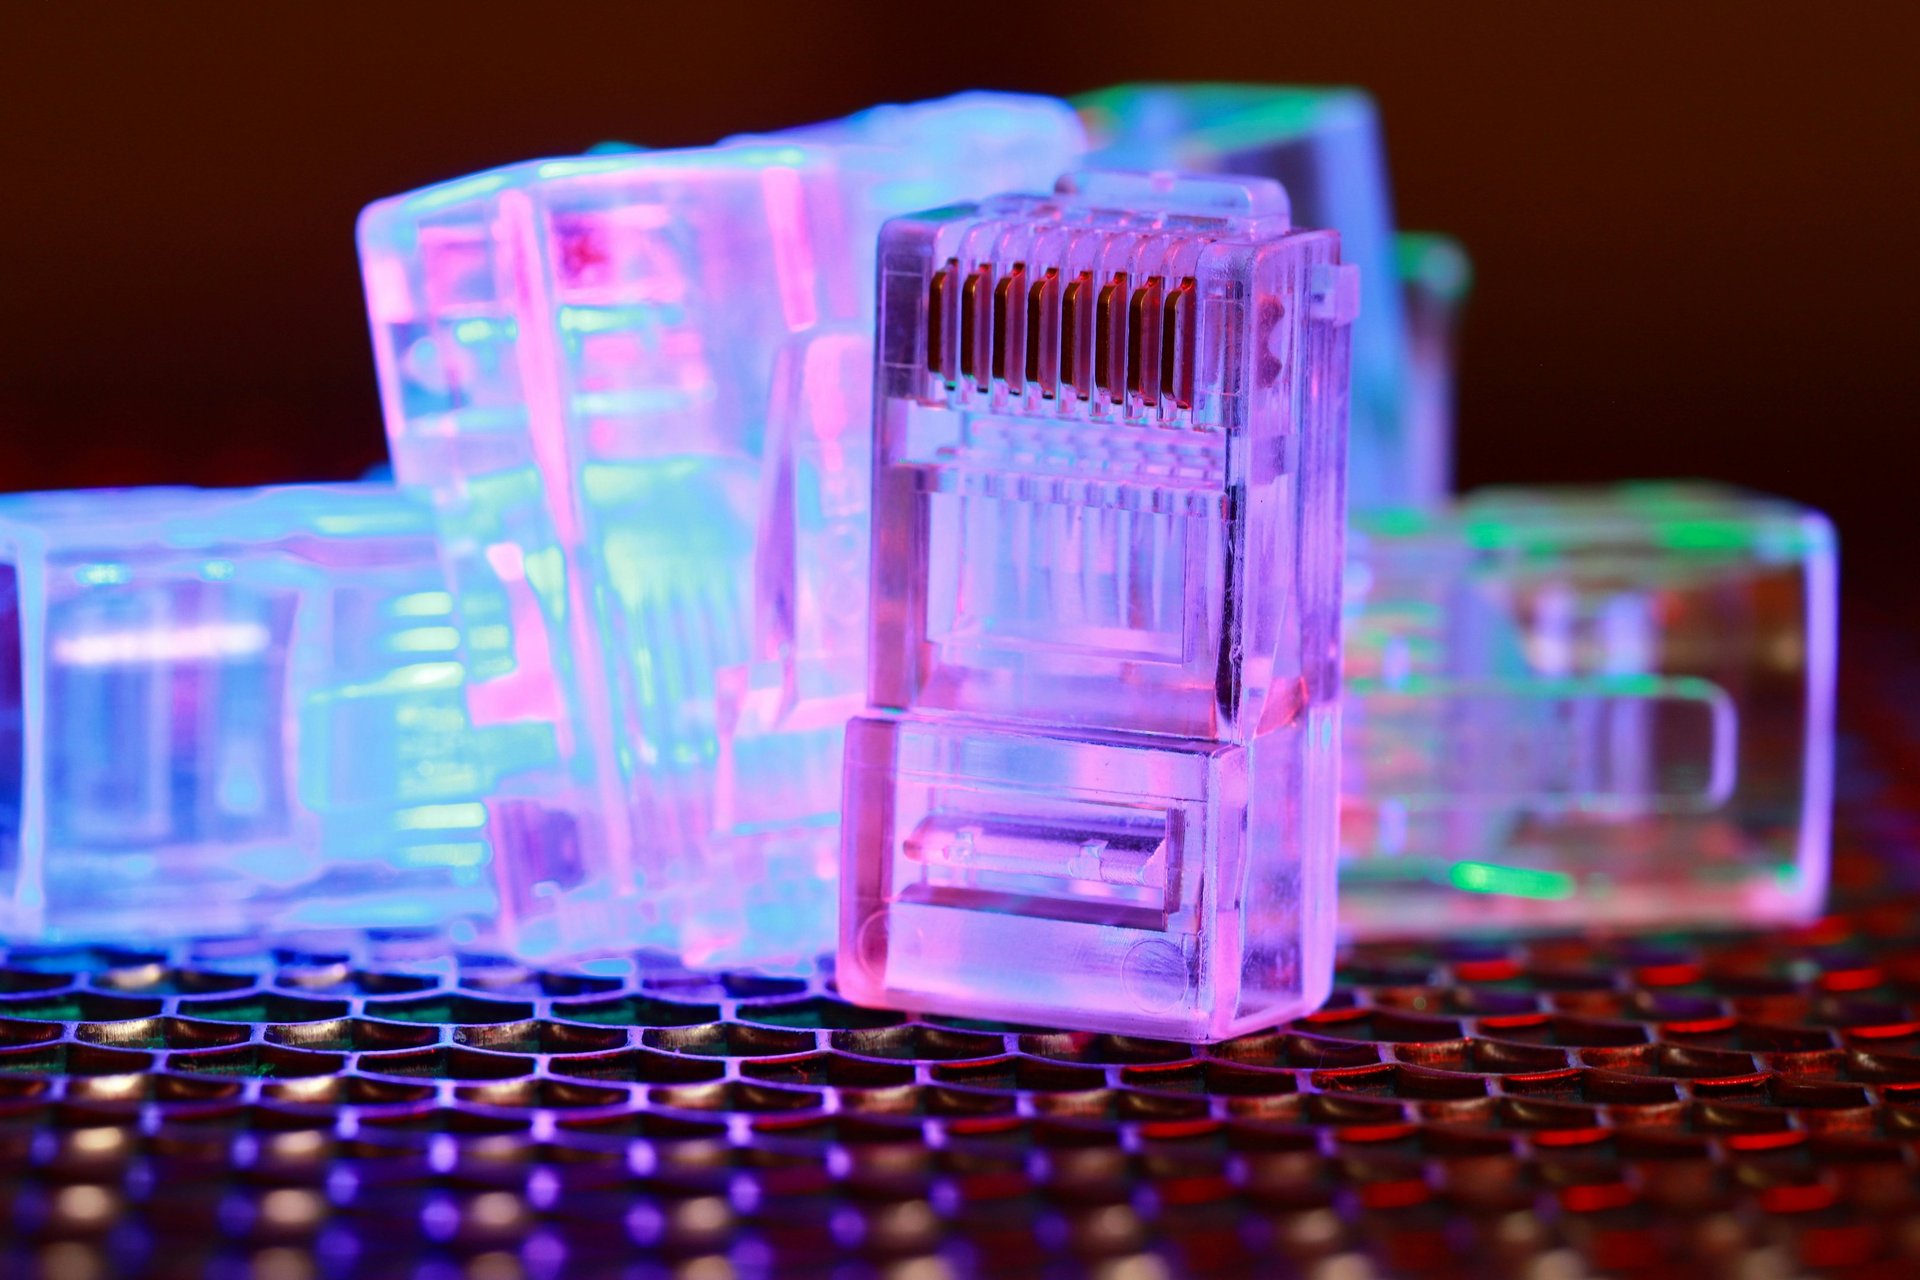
[838,171,1356,1040]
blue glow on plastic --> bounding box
[1077,83,1454,511]
[0,483,497,942]
[360,93,1086,965]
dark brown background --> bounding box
[2,5,1915,589]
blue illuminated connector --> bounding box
[1341,484,1837,935]
[838,171,1356,1039]
[1078,83,1463,510]
[359,95,1086,965]
[731,91,1088,303]
[0,483,495,942]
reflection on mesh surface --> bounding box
[0,649,1912,1279]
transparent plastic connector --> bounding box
[359,98,1087,966]
[840,170,1355,1040]
[1341,484,1837,936]
[0,484,496,942]
[1078,83,1461,511]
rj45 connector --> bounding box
[839,171,1356,1039]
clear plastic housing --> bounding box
[840,171,1355,1040]
[359,97,1087,966]
[1341,484,1838,935]
[1077,83,1452,512]
[0,484,495,941]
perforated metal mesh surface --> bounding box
[2,649,1916,1279]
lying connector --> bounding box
[840,171,1356,1040]
[1341,484,1837,935]
[0,484,496,941]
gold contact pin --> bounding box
[1163,277,1197,410]
[959,264,993,386]
[1094,272,1128,398]
[1062,270,1093,400]
[927,258,957,384]
[1128,276,1164,406]
[1027,267,1062,397]
[993,263,1026,392]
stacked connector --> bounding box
[0,484,495,940]
[731,91,1088,306]
[362,143,863,965]
[1341,484,1837,934]
[1078,83,1464,511]
[359,97,1087,965]
[840,171,1356,1040]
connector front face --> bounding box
[1341,484,1837,935]
[361,100,1089,966]
[842,173,1352,1040]
[0,485,494,941]
[1077,84,1446,512]
[843,717,1246,1036]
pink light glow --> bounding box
[468,542,567,740]
[761,166,819,334]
